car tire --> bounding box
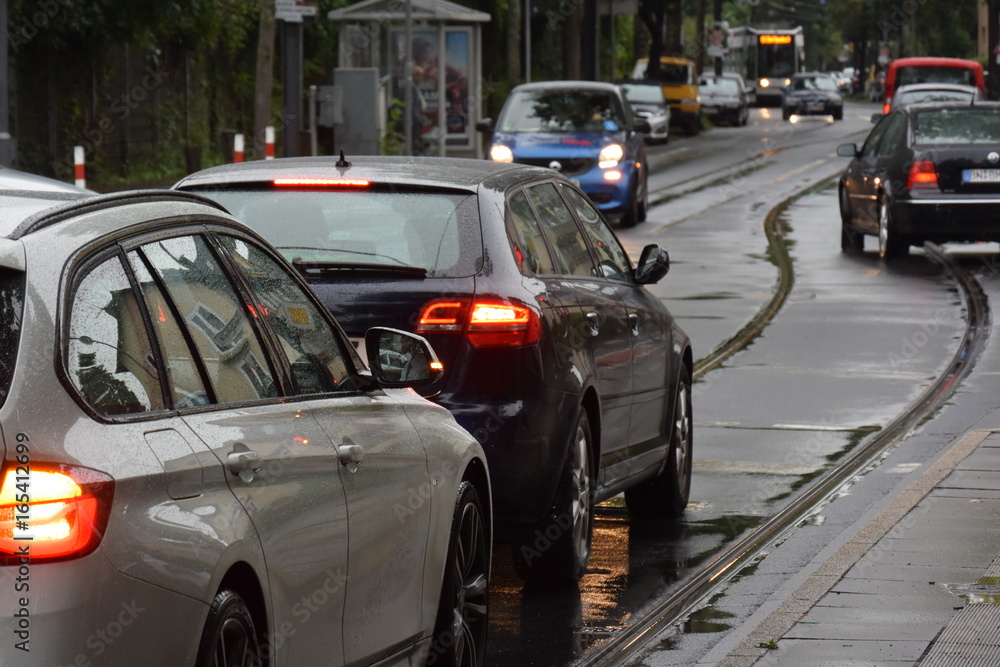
[684,114,701,136]
[840,187,864,253]
[624,367,693,517]
[620,181,639,228]
[782,109,791,121]
[195,590,263,667]
[878,198,908,261]
[430,480,489,667]
[833,107,843,121]
[637,170,649,223]
[512,410,594,584]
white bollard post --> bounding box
[234,134,244,163]
[265,126,275,160]
[74,146,85,190]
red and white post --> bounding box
[74,146,85,189]
[233,133,244,163]
[265,126,275,160]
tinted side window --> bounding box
[860,114,893,157]
[507,191,555,275]
[140,236,278,403]
[218,235,353,395]
[525,183,595,277]
[0,268,24,409]
[67,254,165,416]
[127,251,211,409]
[562,186,631,282]
[875,113,905,157]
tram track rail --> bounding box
[573,181,991,667]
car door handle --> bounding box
[339,444,365,473]
[585,312,600,337]
[628,312,639,336]
[227,445,262,482]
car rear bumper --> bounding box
[893,198,1000,243]
[438,385,582,534]
[0,554,204,666]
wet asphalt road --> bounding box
[485,101,982,666]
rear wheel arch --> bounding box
[580,387,601,481]
[461,457,492,537]
[215,563,269,666]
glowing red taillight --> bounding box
[907,160,939,190]
[0,464,114,564]
[416,298,540,347]
[882,101,890,115]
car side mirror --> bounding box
[475,118,494,133]
[836,143,859,158]
[364,327,443,388]
[635,243,669,285]
[633,118,652,134]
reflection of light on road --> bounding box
[760,108,772,120]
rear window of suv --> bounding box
[200,189,483,278]
[0,268,24,408]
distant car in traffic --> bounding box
[699,74,750,126]
[618,79,671,143]
[631,56,702,135]
[883,56,986,112]
[877,82,983,116]
[175,155,694,585]
[782,72,844,121]
[0,188,492,666]
[477,80,650,228]
[721,71,756,106]
[838,101,1000,260]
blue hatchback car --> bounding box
[479,81,650,227]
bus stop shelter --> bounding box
[328,0,490,157]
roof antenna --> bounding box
[336,150,351,168]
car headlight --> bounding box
[489,144,514,163]
[598,143,624,168]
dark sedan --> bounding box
[699,74,749,126]
[175,156,694,585]
[838,102,1000,260]
[782,72,844,121]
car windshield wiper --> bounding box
[290,257,428,279]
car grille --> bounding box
[518,157,594,177]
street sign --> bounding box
[276,0,317,22]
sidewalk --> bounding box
[707,427,1000,666]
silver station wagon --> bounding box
[0,189,491,666]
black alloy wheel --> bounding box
[625,367,693,517]
[512,410,594,584]
[878,198,908,260]
[195,590,263,667]
[431,480,489,667]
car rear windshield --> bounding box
[620,84,664,104]
[0,268,25,409]
[914,108,1000,145]
[898,66,977,89]
[197,188,484,278]
[499,89,624,132]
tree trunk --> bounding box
[563,3,582,79]
[507,0,522,83]
[253,0,277,159]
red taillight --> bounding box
[0,464,114,564]
[416,298,540,348]
[272,178,371,187]
[907,160,939,190]
[882,100,890,115]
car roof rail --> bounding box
[10,189,230,240]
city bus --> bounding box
[726,26,804,106]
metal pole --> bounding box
[309,85,318,156]
[404,0,413,155]
[0,0,12,167]
[524,0,531,82]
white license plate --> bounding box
[807,103,825,112]
[963,169,1000,183]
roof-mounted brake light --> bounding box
[273,178,371,187]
